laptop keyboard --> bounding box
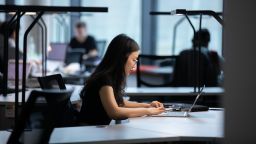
[164,103,209,112]
[164,103,192,111]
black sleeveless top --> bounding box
[78,76,114,125]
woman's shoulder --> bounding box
[97,74,113,87]
[87,74,113,88]
[81,74,113,98]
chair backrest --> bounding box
[7,89,73,144]
[172,49,219,87]
[65,48,85,65]
[96,40,107,58]
[136,54,177,87]
[37,74,66,90]
[37,74,78,126]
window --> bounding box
[156,0,223,55]
[10,0,141,58]
[13,0,71,59]
[0,0,5,21]
[49,0,70,43]
[81,0,142,51]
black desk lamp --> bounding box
[150,9,223,25]
[0,5,108,127]
[172,13,222,55]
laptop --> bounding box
[151,85,205,117]
[47,43,68,72]
[48,43,68,62]
[7,60,32,89]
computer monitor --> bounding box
[48,43,68,61]
[8,60,32,81]
[96,40,106,58]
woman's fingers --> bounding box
[151,101,164,108]
[148,107,165,115]
[158,107,165,111]
[155,107,165,114]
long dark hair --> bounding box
[80,34,139,105]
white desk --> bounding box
[0,126,177,144]
[125,110,224,141]
[50,125,177,144]
[0,110,223,143]
[52,110,224,143]
[0,131,10,144]
[126,87,224,96]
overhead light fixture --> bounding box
[9,12,37,15]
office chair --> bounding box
[37,74,66,90]
[37,74,78,127]
[136,54,177,87]
[7,89,73,144]
[171,49,219,87]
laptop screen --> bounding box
[48,43,67,61]
[8,61,31,80]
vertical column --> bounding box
[224,0,256,143]
[5,0,15,20]
[141,0,157,55]
[70,0,81,38]
[18,0,50,58]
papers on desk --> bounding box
[30,60,63,77]
[31,61,82,76]
[62,63,80,75]
[47,60,63,72]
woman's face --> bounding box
[125,51,139,76]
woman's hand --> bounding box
[147,107,165,115]
[150,101,164,108]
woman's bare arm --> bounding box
[123,100,150,108]
[99,86,164,119]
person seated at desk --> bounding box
[69,21,98,60]
[172,29,224,86]
[192,29,223,73]
[79,34,165,125]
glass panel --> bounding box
[0,0,5,21]
[81,0,142,53]
[156,0,223,56]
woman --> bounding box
[79,34,165,125]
